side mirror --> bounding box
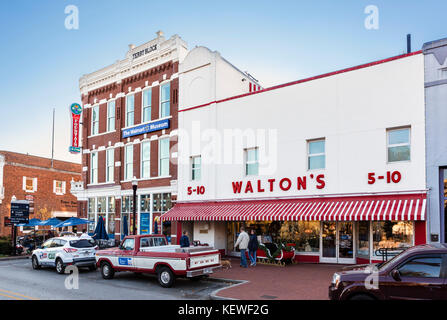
[391,269,401,282]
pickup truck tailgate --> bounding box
[189,251,220,269]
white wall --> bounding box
[178,52,426,203]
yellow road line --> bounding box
[0,288,39,300]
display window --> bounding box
[372,221,414,256]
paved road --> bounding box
[0,258,228,300]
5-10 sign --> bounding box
[368,171,402,185]
[187,186,206,196]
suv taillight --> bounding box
[64,248,78,253]
[186,257,190,269]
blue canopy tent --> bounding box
[54,217,94,228]
[122,215,128,240]
[17,218,42,227]
[39,218,62,226]
[93,216,108,240]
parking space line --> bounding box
[0,288,39,300]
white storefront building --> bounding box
[163,46,428,264]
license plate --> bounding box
[203,268,212,274]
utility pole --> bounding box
[51,108,55,168]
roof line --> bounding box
[179,50,422,113]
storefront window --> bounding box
[87,198,95,233]
[107,197,115,235]
[140,195,151,212]
[121,196,134,235]
[357,221,370,257]
[279,221,320,253]
[373,221,413,256]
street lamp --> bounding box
[132,177,138,235]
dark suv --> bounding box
[329,243,447,300]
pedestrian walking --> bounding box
[180,231,190,248]
[248,229,259,266]
[235,227,249,268]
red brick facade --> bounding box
[74,35,183,242]
[0,151,81,237]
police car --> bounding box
[31,237,97,274]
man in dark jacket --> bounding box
[248,229,259,267]
[180,231,190,248]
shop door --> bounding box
[320,222,356,264]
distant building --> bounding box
[0,151,82,237]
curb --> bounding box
[206,277,250,300]
[0,255,30,262]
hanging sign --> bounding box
[69,103,83,154]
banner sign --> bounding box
[69,103,83,154]
[122,118,170,138]
[10,200,30,225]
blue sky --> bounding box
[0,0,446,163]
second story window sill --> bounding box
[88,130,117,139]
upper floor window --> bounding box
[107,101,115,132]
[160,83,170,118]
[106,149,114,183]
[91,153,98,184]
[126,94,135,127]
[159,138,170,177]
[141,141,151,179]
[53,180,66,195]
[387,127,410,162]
[125,145,133,181]
[22,177,37,193]
[308,139,325,170]
[191,156,201,181]
[92,105,99,136]
[245,148,259,176]
[142,88,152,123]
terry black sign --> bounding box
[122,119,170,138]
[10,200,30,225]
[132,44,157,60]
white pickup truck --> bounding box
[95,234,222,287]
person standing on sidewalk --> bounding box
[248,229,259,267]
[235,227,249,268]
[180,231,190,248]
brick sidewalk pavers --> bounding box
[210,258,344,300]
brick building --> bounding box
[0,151,82,237]
[71,31,188,242]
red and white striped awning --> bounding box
[162,193,426,222]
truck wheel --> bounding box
[32,255,41,270]
[101,262,115,280]
[157,266,175,288]
[55,258,65,274]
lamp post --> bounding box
[132,177,138,235]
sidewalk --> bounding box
[209,258,343,300]
[0,255,30,262]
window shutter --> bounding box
[62,181,66,194]
[22,177,27,191]
[53,181,56,193]
[33,178,37,192]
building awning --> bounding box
[162,193,426,222]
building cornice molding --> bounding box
[80,33,187,96]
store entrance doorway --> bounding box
[320,222,356,264]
